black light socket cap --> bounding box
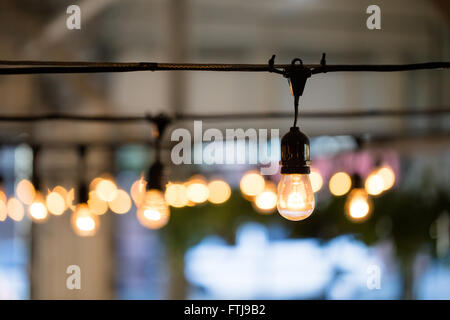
[280,127,311,174]
[147,160,165,191]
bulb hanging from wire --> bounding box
[345,174,372,222]
[277,59,314,221]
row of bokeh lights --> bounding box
[0,164,395,236]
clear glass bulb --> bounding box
[277,174,315,221]
[137,190,170,229]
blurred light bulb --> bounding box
[7,197,24,221]
[0,198,6,222]
[329,171,352,196]
[16,179,36,205]
[46,191,66,216]
[240,171,265,198]
[109,189,132,214]
[71,204,99,237]
[378,166,395,191]
[165,183,188,208]
[253,181,277,214]
[0,190,6,204]
[88,191,108,215]
[277,174,315,221]
[95,179,117,202]
[365,172,384,196]
[137,190,170,229]
[130,176,147,206]
[207,180,231,205]
[345,188,372,222]
[310,168,323,193]
[185,177,209,204]
[29,192,48,222]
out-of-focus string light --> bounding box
[378,165,395,191]
[29,192,49,223]
[253,181,277,214]
[240,171,265,198]
[71,204,99,237]
[329,171,352,196]
[95,178,118,202]
[207,180,231,205]
[165,183,188,208]
[88,191,108,215]
[137,190,170,229]
[345,188,372,222]
[0,192,7,221]
[16,179,36,205]
[185,176,209,204]
[310,168,323,193]
[365,171,385,196]
[7,197,24,221]
[46,190,66,216]
[109,189,132,214]
[130,176,147,206]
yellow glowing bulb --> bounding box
[345,188,372,222]
[310,168,323,193]
[29,193,48,223]
[16,179,36,205]
[130,176,147,206]
[137,190,170,229]
[185,177,209,204]
[165,183,188,208]
[109,189,132,214]
[95,179,118,202]
[378,166,395,191]
[329,172,352,196]
[46,191,66,216]
[0,199,6,222]
[88,191,109,215]
[253,181,277,214]
[207,180,231,205]
[365,172,385,196]
[0,190,6,204]
[71,204,99,237]
[240,171,265,197]
[277,174,315,221]
[7,197,25,221]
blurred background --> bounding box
[0,0,449,299]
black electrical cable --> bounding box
[0,60,448,75]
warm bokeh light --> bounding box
[88,191,109,215]
[378,166,395,191]
[29,192,49,222]
[7,197,24,221]
[0,190,6,204]
[0,198,6,222]
[16,179,36,205]
[310,168,323,193]
[365,172,385,196]
[130,176,147,206]
[240,171,265,197]
[345,188,372,222]
[253,181,277,214]
[277,174,315,221]
[71,204,100,237]
[185,177,209,204]
[109,189,132,214]
[207,180,231,204]
[137,190,170,229]
[46,191,66,216]
[165,183,188,208]
[95,179,118,202]
[329,171,352,196]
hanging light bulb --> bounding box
[137,190,170,229]
[71,204,100,237]
[46,189,66,216]
[185,175,209,204]
[310,167,323,193]
[0,191,7,222]
[137,160,170,229]
[165,182,188,208]
[277,127,315,221]
[16,179,36,205]
[365,171,385,196]
[29,192,49,223]
[240,171,265,199]
[329,171,352,196]
[345,174,372,222]
[130,175,147,206]
[207,179,231,205]
[377,165,395,191]
[7,197,25,222]
[109,189,132,214]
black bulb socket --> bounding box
[280,127,311,174]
